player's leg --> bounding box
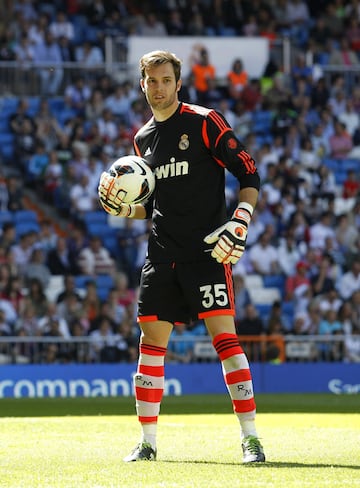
[205,314,265,463]
[124,319,173,462]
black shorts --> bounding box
[137,258,235,324]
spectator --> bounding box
[47,237,80,276]
[318,308,343,361]
[266,300,292,333]
[35,98,64,152]
[236,303,265,362]
[104,83,133,124]
[233,274,252,322]
[337,258,360,300]
[338,98,360,138]
[33,30,63,96]
[309,211,336,252]
[64,75,92,116]
[55,275,82,304]
[85,88,105,122]
[23,247,51,289]
[38,301,70,338]
[343,325,360,362]
[75,40,103,65]
[137,12,168,37]
[189,48,216,105]
[277,230,302,276]
[342,171,359,201]
[227,58,248,100]
[49,10,75,42]
[97,108,118,142]
[78,235,115,277]
[89,316,127,363]
[26,141,49,187]
[69,173,98,216]
[248,230,280,276]
[329,120,354,160]
[285,260,311,302]
[311,253,338,297]
[23,277,49,319]
[318,286,343,315]
[0,222,16,253]
[329,36,359,67]
[10,232,34,276]
[167,324,195,363]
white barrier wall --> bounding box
[127,36,269,80]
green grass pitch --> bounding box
[0,394,359,488]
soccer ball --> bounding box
[105,155,155,205]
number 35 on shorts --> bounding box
[200,284,229,308]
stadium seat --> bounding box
[322,158,339,172]
[82,211,108,226]
[248,287,281,305]
[263,274,286,295]
[341,159,359,172]
[86,222,117,239]
[13,210,38,224]
[15,221,40,237]
[0,211,13,225]
[96,274,114,290]
[243,274,264,290]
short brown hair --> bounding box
[139,50,182,82]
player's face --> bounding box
[141,62,181,118]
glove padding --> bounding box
[98,172,134,217]
[204,205,252,265]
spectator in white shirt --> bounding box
[49,10,74,42]
[248,230,280,275]
[337,258,360,300]
[309,211,336,252]
[78,236,115,277]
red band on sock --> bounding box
[233,398,256,413]
[135,387,164,403]
[213,333,243,361]
[226,369,252,384]
[140,343,167,356]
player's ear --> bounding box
[140,79,145,92]
[176,79,182,92]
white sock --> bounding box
[141,423,157,450]
[237,415,258,440]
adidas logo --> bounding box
[144,147,152,156]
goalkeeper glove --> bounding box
[204,202,253,265]
[98,172,136,217]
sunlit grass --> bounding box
[0,406,359,487]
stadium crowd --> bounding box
[0,0,359,364]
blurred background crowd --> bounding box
[0,0,359,365]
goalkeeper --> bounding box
[98,50,265,464]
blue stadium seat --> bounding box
[263,275,286,295]
[341,159,359,173]
[322,158,339,172]
[96,274,114,290]
[0,143,14,160]
[13,210,38,224]
[82,211,108,226]
[0,211,13,225]
[87,222,117,240]
[15,221,40,237]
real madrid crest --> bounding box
[179,134,189,150]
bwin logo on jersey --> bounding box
[155,159,189,179]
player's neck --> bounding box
[152,101,180,122]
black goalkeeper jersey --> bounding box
[133,102,260,263]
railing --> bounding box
[0,334,351,365]
[0,60,130,97]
